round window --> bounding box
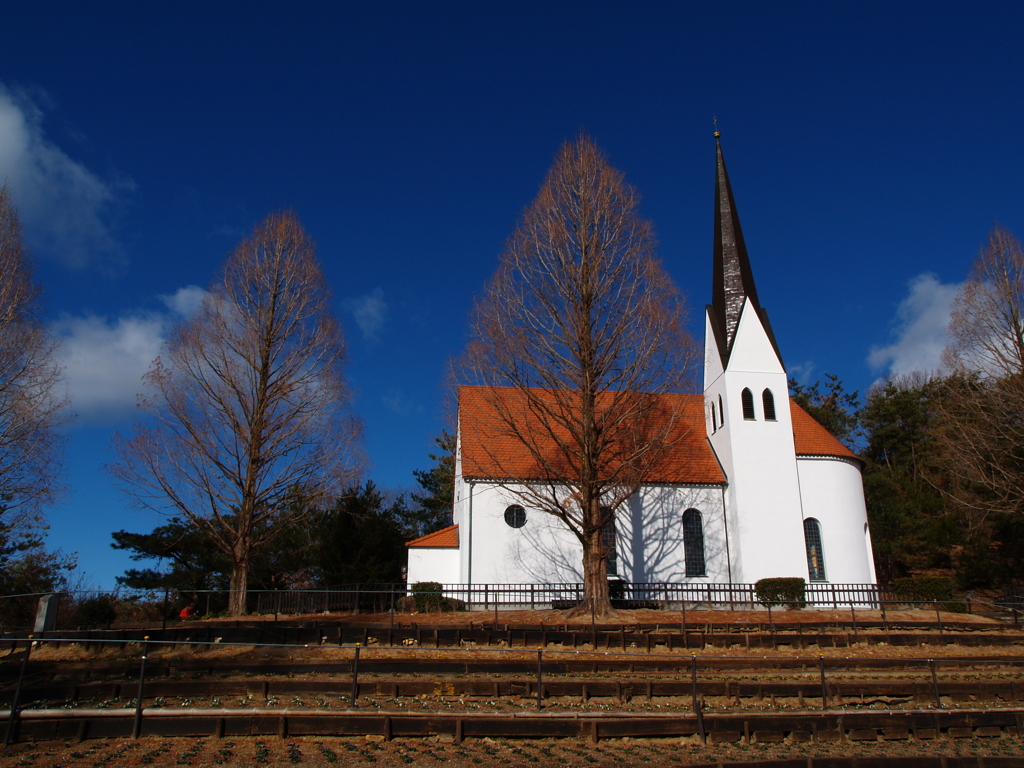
[504,505,526,528]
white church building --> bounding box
[406,137,877,589]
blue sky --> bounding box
[2,1,1023,588]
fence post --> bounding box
[536,649,543,711]
[2,634,33,747]
[161,588,169,632]
[933,600,943,636]
[929,658,941,707]
[681,598,688,641]
[819,654,827,710]
[351,645,361,707]
[132,636,149,739]
[531,583,535,610]
[691,654,705,744]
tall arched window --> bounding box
[803,518,826,581]
[601,508,618,577]
[711,404,717,432]
[718,395,724,427]
[762,389,776,421]
[741,388,756,420]
[682,509,706,577]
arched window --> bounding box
[504,505,526,528]
[741,388,756,420]
[718,395,724,427]
[762,389,776,421]
[682,509,706,577]
[803,518,826,581]
[711,404,717,432]
[601,509,618,576]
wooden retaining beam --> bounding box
[4,706,1023,744]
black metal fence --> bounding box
[0,581,1008,633]
[435,581,891,609]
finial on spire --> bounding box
[713,116,720,139]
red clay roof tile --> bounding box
[458,386,725,485]
[790,400,858,459]
[406,524,459,548]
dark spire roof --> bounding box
[707,134,784,369]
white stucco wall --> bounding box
[407,547,461,585]
[796,456,876,584]
[459,482,728,585]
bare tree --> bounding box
[0,183,67,542]
[112,211,363,615]
[936,225,1024,526]
[461,135,698,614]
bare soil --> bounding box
[2,732,1023,767]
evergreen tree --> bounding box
[406,431,455,538]
[311,481,407,585]
[789,374,861,447]
[858,376,953,582]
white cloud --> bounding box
[160,285,208,317]
[868,273,961,379]
[52,312,166,424]
[52,286,205,424]
[0,82,132,269]
[344,287,388,340]
[786,361,816,387]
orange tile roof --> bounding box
[406,524,459,548]
[789,400,858,460]
[458,386,726,485]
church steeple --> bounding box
[708,133,783,368]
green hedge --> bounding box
[891,576,968,612]
[755,577,806,609]
[892,576,953,602]
[410,582,465,613]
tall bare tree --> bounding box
[112,211,362,615]
[461,135,698,614]
[936,225,1024,528]
[0,183,67,543]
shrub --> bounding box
[892,576,968,612]
[892,575,953,602]
[755,577,806,609]
[76,595,119,626]
[411,581,447,613]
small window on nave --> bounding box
[803,518,826,582]
[601,508,618,577]
[682,509,706,577]
[504,505,527,528]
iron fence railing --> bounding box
[2,581,1018,633]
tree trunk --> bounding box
[582,526,612,616]
[228,558,249,616]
